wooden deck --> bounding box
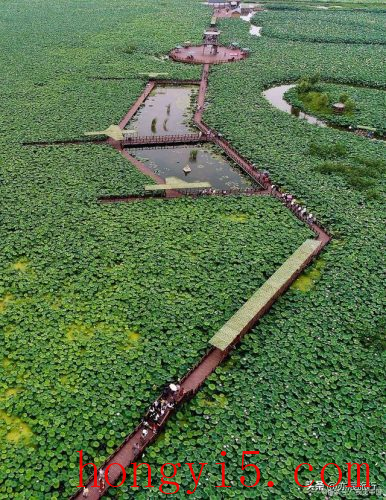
[170,45,247,65]
[144,177,211,191]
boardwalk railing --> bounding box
[213,137,267,188]
[152,78,201,85]
[98,187,265,204]
[122,133,208,147]
[170,54,247,65]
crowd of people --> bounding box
[134,383,183,452]
[188,187,260,196]
[81,382,183,498]
[129,382,184,453]
[270,185,315,225]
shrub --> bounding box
[315,92,330,110]
[339,93,349,103]
[309,141,347,159]
[344,98,356,113]
[122,44,137,54]
[189,149,198,161]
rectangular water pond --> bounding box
[131,145,254,190]
[127,86,197,136]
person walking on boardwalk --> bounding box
[140,427,149,444]
[98,468,105,491]
[150,421,159,433]
[82,487,89,498]
[169,383,180,395]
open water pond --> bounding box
[263,84,327,127]
[131,146,254,190]
[128,86,197,136]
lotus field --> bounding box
[0,0,385,498]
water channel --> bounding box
[127,86,196,136]
[127,85,255,189]
[263,84,385,141]
[263,84,327,127]
[131,146,252,190]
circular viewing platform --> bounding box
[170,45,248,65]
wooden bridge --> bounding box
[69,25,332,500]
[121,133,208,147]
[69,236,328,500]
[210,239,322,350]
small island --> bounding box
[285,75,386,137]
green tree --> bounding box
[344,98,356,113]
[309,73,320,86]
[315,92,329,110]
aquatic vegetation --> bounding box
[291,257,325,291]
[286,83,386,134]
[224,213,249,223]
[0,294,13,313]
[127,10,384,499]
[189,149,198,161]
[251,8,386,44]
[309,140,385,197]
[0,410,34,446]
[11,259,29,272]
[0,133,309,496]
[0,0,384,497]
[151,117,157,133]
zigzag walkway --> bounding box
[70,28,331,500]
[70,235,327,499]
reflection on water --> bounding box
[128,86,197,136]
[263,84,327,127]
[131,146,253,190]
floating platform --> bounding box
[144,177,211,191]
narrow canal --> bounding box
[131,145,253,189]
[263,84,327,127]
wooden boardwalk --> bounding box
[122,133,208,147]
[70,19,331,500]
[70,350,226,500]
[70,234,327,499]
[118,82,156,129]
[210,239,321,350]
